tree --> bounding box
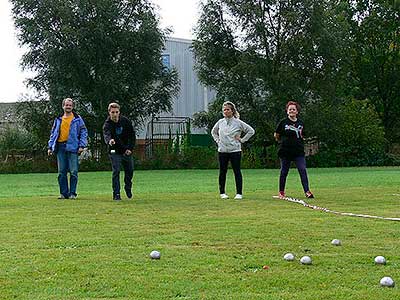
[305,99,386,166]
[11,0,179,141]
[193,0,352,147]
[345,0,400,143]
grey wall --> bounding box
[138,37,216,138]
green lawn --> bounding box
[0,167,399,299]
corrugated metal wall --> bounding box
[161,37,215,118]
[137,37,216,139]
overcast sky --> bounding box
[0,0,200,103]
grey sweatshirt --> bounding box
[211,117,255,153]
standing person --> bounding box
[48,98,88,199]
[211,101,255,200]
[274,101,314,199]
[103,102,135,201]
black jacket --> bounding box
[103,116,135,154]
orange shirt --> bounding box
[57,114,74,142]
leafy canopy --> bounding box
[11,0,179,132]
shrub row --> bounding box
[0,145,399,174]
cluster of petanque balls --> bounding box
[149,240,395,288]
[282,239,395,288]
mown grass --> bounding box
[0,167,399,299]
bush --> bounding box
[305,99,387,167]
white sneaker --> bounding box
[234,194,243,200]
[220,193,229,199]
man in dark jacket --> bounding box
[103,102,135,200]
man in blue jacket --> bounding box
[48,98,88,199]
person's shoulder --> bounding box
[120,115,133,124]
[214,118,224,125]
[278,118,288,124]
[236,118,249,125]
[72,112,85,120]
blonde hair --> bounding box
[222,101,240,118]
[108,102,120,111]
[62,98,74,107]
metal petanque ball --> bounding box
[283,253,295,261]
[149,250,161,259]
[331,239,341,246]
[380,277,395,287]
[300,256,312,265]
[374,256,386,265]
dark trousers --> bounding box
[218,151,243,195]
[279,156,310,193]
[109,153,134,196]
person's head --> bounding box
[222,101,239,118]
[286,101,300,118]
[62,98,74,114]
[108,102,120,122]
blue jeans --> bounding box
[56,143,79,197]
[279,156,310,193]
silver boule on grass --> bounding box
[300,256,312,265]
[374,256,386,265]
[149,250,161,259]
[283,253,295,261]
[331,239,341,246]
[380,277,395,287]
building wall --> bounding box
[137,37,216,141]
[161,37,215,119]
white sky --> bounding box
[0,0,200,103]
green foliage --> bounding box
[305,99,386,166]
[0,126,41,153]
[138,142,218,169]
[0,168,400,299]
[10,0,180,133]
[193,0,351,146]
[345,0,400,142]
[15,100,54,147]
[193,0,400,161]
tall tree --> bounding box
[193,0,351,146]
[345,0,400,143]
[11,0,179,136]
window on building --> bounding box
[161,54,171,69]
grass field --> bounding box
[0,167,399,299]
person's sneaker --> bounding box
[125,190,133,199]
[305,191,314,199]
[58,194,68,200]
[278,191,285,199]
[69,194,77,200]
[234,194,243,200]
[220,193,229,199]
[113,194,121,201]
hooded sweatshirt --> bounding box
[211,117,255,153]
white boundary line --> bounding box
[272,196,400,221]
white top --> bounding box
[211,117,255,153]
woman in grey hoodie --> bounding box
[211,101,255,200]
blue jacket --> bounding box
[48,112,88,153]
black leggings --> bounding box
[218,151,242,194]
[279,156,310,193]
